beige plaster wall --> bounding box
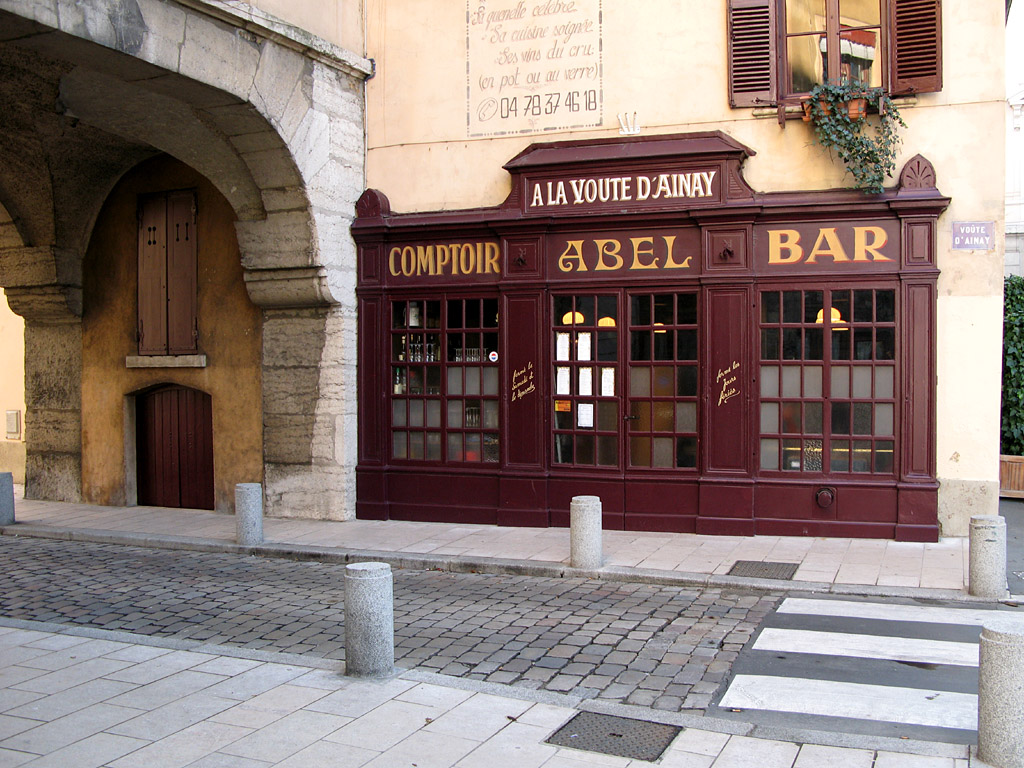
[248,0,363,54]
[81,155,263,513]
[0,288,26,484]
[364,0,1007,535]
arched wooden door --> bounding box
[136,385,214,509]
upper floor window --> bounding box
[728,0,942,107]
[137,190,198,355]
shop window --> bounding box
[137,191,198,355]
[627,292,700,469]
[552,294,619,467]
[390,297,499,463]
[759,287,896,474]
[727,0,942,106]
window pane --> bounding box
[804,290,823,323]
[832,402,851,434]
[554,433,572,463]
[761,328,780,360]
[805,438,823,472]
[677,366,698,396]
[831,366,850,398]
[554,296,573,326]
[678,293,697,324]
[653,402,674,431]
[409,432,424,460]
[854,290,874,322]
[630,367,650,397]
[408,368,423,395]
[875,403,893,436]
[653,437,673,467]
[854,328,874,360]
[831,440,850,471]
[782,402,802,432]
[876,328,895,360]
[840,27,881,88]
[483,401,498,429]
[653,366,674,396]
[392,400,406,427]
[787,35,826,93]
[832,326,851,359]
[805,402,823,434]
[483,367,498,395]
[576,295,595,326]
[631,294,651,325]
[853,402,872,434]
[761,402,779,433]
[782,439,802,470]
[630,436,651,467]
[576,434,595,465]
[876,290,895,322]
[783,329,802,359]
[597,331,618,361]
[852,440,872,472]
[482,298,498,328]
[426,400,441,428]
[876,366,895,398]
[786,0,825,34]
[762,292,780,323]
[761,365,779,398]
[465,367,481,395]
[678,329,698,360]
[677,402,697,432]
[805,328,823,360]
[448,367,463,395]
[426,432,441,461]
[677,437,697,468]
[653,328,674,360]
[761,438,780,470]
[465,401,481,428]
[782,366,801,397]
[783,291,802,323]
[393,432,407,459]
[447,401,462,428]
[598,295,617,327]
[466,433,481,461]
[875,440,895,473]
[653,294,674,325]
[631,331,651,361]
[483,433,499,462]
[633,402,651,431]
[465,300,481,328]
[426,367,441,395]
[555,409,572,429]
[804,366,823,397]
[839,0,880,26]
[853,366,872,398]
[597,436,617,466]
[597,401,617,431]
[832,291,851,324]
[409,400,424,427]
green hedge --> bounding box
[1002,275,1024,455]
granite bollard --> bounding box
[235,483,264,546]
[978,615,1024,767]
[0,472,13,526]
[344,562,395,677]
[570,495,603,569]
[969,515,1007,598]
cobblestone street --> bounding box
[0,537,779,712]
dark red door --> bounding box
[137,385,214,509]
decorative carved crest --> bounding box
[355,188,391,219]
[899,155,937,190]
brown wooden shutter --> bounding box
[728,0,776,107]
[138,195,168,355]
[890,0,942,95]
[166,191,198,354]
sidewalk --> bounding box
[0,618,973,768]
[3,488,978,599]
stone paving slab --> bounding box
[6,493,973,594]
[0,620,972,767]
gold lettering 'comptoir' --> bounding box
[767,227,892,265]
[388,242,501,277]
[557,235,690,272]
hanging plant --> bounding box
[802,80,906,195]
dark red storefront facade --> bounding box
[353,132,948,541]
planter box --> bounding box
[802,97,868,122]
[1000,454,1024,498]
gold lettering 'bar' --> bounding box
[754,222,901,274]
[387,242,501,280]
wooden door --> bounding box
[137,385,214,509]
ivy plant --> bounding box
[803,80,906,195]
[1002,276,1024,455]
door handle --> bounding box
[624,415,639,421]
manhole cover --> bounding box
[727,560,799,580]
[545,712,681,761]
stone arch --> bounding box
[0,0,371,516]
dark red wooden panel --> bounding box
[703,287,749,473]
[902,282,934,480]
[138,195,167,355]
[358,298,384,464]
[137,385,214,510]
[504,293,544,468]
[167,191,198,354]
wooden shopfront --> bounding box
[353,132,948,541]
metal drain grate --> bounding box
[545,712,681,761]
[727,560,799,580]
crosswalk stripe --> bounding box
[752,627,979,667]
[719,674,977,730]
[777,597,1002,627]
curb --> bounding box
[0,521,998,602]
